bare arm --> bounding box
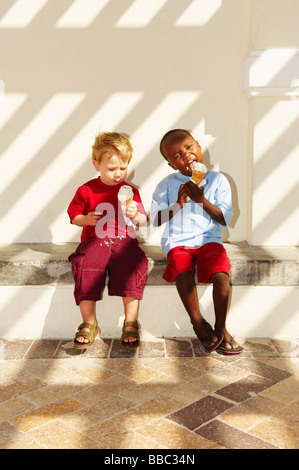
[183,181,226,225]
[71,211,101,227]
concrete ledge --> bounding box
[0,242,298,340]
[0,242,298,287]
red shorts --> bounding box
[163,243,231,283]
[69,237,148,305]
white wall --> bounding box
[0,0,298,246]
[244,0,299,245]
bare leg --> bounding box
[75,300,96,344]
[211,272,241,350]
[175,271,219,349]
[122,297,139,344]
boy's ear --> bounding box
[93,159,100,171]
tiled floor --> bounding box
[0,337,298,449]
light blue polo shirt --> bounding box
[150,170,233,256]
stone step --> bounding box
[0,242,298,286]
[0,243,298,340]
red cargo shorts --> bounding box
[69,236,148,305]
[163,242,231,283]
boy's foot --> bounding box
[217,336,243,355]
[193,320,223,353]
[121,321,140,349]
[215,327,243,355]
[74,321,100,349]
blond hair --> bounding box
[92,132,133,164]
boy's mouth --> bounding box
[187,160,196,172]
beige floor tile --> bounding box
[105,360,162,383]
[261,376,299,404]
[0,396,36,421]
[265,358,299,375]
[165,373,230,404]
[274,400,299,430]
[138,418,221,449]
[88,394,184,442]
[187,357,229,370]
[24,359,96,385]
[85,372,138,395]
[145,357,205,381]
[61,395,134,432]
[25,383,84,407]
[0,421,43,449]
[28,420,100,449]
[93,429,164,449]
[250,416,299,449]
[69,384,119,406]
[9,397,85,432]
[0,361,32,385]
[0,376,46,403]
[219,395,285,430]
[119,374,173,405]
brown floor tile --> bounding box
[2,340,33,360]
[190,338,208,357]
[25,340,60,359]
[54,339,112,358]
[138,341,165,358]
[167,395,234,430]
[1,337,298,359]
[234,358,293,383]
[215,374,275,403]
[271,339,299,357]
[195,419,278,449]
[242,338,280,357]
[110,339,138,358]
[165,338,193,357]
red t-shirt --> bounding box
[67,178,147,241]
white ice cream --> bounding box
[192,162,207,173]
[118,185,136,225]
[118,185,134,205]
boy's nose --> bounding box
[182,152,190,161]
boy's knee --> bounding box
[210,272,230,287]
[175,270,195,285]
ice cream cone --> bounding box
[118,185,136,225]
[118,185,134,205]
[125,197,133,206]
[190,162,207,186]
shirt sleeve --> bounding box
[67,186,87,223]
[150,180,170,226]
[213,174,233,227]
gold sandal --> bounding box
[121,321,140,349]
[74,320,100,349]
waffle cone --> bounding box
[191,170,206,185]
[125,197,133,206]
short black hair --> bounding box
[159,129,192,159]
